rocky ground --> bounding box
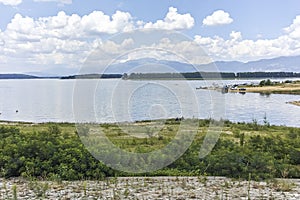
[1,176,299,200]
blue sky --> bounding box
[0,0,300,73]
[1,0,299,39]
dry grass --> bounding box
[237,82,300,94]
[288,101,300,106]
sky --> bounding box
[0,0,300,74]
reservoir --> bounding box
[0,78,299,127]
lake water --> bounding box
[0,78,299,127]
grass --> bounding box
[12,122,300,144]
[1,118,299,154]
[0,121,76,135]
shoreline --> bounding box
[288,101,300,106]
[236,84,300,95]
[1,118,300,128]
[199,80,300,95]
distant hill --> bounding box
[209,56,300,72]
[94,55,300,73]
[61,74,122,79]
[0,74,38,79]
[104,58,195,74]
[26,66,78,77]
[243,56,300,72]
[0,74,62,79]
[9,55,300,77]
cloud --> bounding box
[0,8,195,71]
[81,10,134,34]
[284,15,300,39]
[2,7,193,45]
[0,0,22,6]
[33,0,72,4]
[0,9,136,70]
[1,9,300,73]
[230,31,242,41]
[194,29,300,62]
[143,7,194,30]
[4,10,135,42]
[203,10,233,26]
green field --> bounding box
[0,119,299,181]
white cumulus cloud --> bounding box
[4,10,135,42]
[230,31,242,41]
[144,7,194,30]
[203,10,233,26]
[284,15,300,39]
[0,0,22,6]
[1,8,300,72]
[0,9,136,71]
[81,10,134,34]
[194,29,300,62]
[0,8,194,71]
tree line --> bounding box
[125,72,300,79]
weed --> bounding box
[83,181,87,196]
[12,184,17,200]
[123,188,130,198]
[247,173,251,200]
[271,179,295,192]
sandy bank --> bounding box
[240,84,300,94]
[288,101,300,106]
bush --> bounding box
[1,120,299,181]
[259,79,273,86]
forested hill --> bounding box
[0,74,61,79]
[127,72,300,80]
[1,71,300,80]
[60,74,122,79]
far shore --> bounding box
[200,80,300,95]
[235,80,300,95]
[288,101,300,106]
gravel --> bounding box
[1,176,299,199]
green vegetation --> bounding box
[127,72,300,80]
[127,72,236,79]
[60,73,122,79]
[237,72,300,79]
[12,184,17,200]
[238,79,300,95]
[259,79,273,86]
[0,119,299,181]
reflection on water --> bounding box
[0,79,299,127]
[259,93,271,97]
